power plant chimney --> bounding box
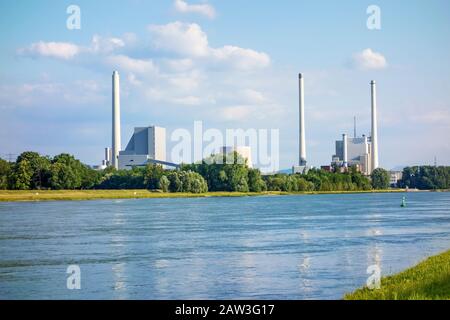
[370,80,379,171]
[342,133,348,167]
[112,71,121,169]
[299,73,307,166]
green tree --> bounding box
[0,159,11,189]
[158,175,170,192]
[248,168,266,192]
[49,162,78,189]
[167,171,183,192]
[144,164,164,190]
[11,159,33,190]
[371,168,390,189]
[14,151,51,189]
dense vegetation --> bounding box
[345,250,450,300]
[400,166,450,190]
[0,151,380,193]
[371,168,390,189]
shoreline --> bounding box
[344,249,450,300]
[0,188,413,202]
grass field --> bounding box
[344,250,450,300]
[0,189,407,202]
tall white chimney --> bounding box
[342,133,348,167]
[370,80,379,171]
[112,71,121,169]
[299,73,306,166]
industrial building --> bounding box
[220,146,253,168]
[329,80,380,176]
[118,126,167,169]
[331,134,372,175]
[103,71,175,170]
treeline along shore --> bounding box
[0,151,449,201]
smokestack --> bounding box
[105,147,111,164]
[112,71,121,169]
[299,73,306,166]
[370,80,379,171]
[342,134,348,167]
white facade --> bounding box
[332,135,372,175]
[389,171,403,187]
[220,146,253,168]
[118,126,166,169]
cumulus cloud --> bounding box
[149,22,209,57]
[174,0,216,19]
[148,22,270,70]
[352,48,387,70]
[17,41,80,60]
[211,46,270,70]
[90,35,125,54]
[104,55,158,74]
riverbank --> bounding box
[344,250,450,300]
[0,189,408,202]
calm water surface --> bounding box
[0,192,449,299]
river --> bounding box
[0,192,449,299]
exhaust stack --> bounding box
[112,71,121,169]
[370,80,379,172]
[299,73,307,166]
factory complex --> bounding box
[100,70,382,177]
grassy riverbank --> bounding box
[0,189,408,202]
[345,250,450,300]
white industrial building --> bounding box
[100,71,174,170]
[332,134,372,175]
[330,80,380,176]
[220,146,253,168]
[118,126,166,169]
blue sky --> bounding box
[1,0,449,169]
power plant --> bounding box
[103,70,380,175]
[103,71,176,170]
[328,80,380,175]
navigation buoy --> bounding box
[401,196,406,207]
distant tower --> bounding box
[370,80,379,171]
[342,134,348,167]
[112,71,121,169]
[354,116,357,138]
[299,73,307,166]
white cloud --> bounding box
[174,0,216,19]
[352,48,387,70]
[148,22,270,70]
[17,41,80,60]
[149,22,210,57]
[219,105,253,121]
[105,55,158,74]
[90,35,125,54]
[211,46,270,70]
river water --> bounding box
[0,192,449,299]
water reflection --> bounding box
[0,192,449,299]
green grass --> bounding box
[344,250,450,300]
[0,189,407,202]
